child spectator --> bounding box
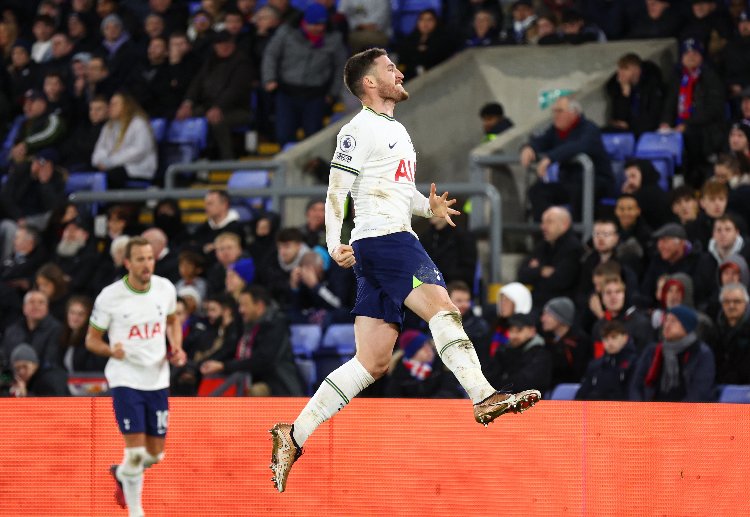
[685,179,729,250]
[176,250,207,302]
[669,185,699,225]
[576,320,636,401]
[384,330,463,398]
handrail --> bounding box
[469,152,595,240]
[68,182,505,283]
[163,159,287,210]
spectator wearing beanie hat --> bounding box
[486,282,532,364]
[225,258,256,301]
[9,343,70,397]
[630,304,715,401]
[384,330,463,398]
[541,296,590,386]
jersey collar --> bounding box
[363,106,395,121]
[123,275,151,294]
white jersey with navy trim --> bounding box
[326,106,432,255]
[90,275,177,390]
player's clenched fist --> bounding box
[111,343,125,360]
[332,244,356,269]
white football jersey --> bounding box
[90,275,177,390]
[326,106,431,254]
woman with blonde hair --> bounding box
[92,92,157,188]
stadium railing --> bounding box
[68,182,505,283]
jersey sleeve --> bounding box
[411,189,433,218]
[89,291,112,331]
[165,280,177,316]
[326,122,373,255]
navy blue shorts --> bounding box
[111,387,169,437]
[351,232,446,326]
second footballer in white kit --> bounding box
[86,236,185,517]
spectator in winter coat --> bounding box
[8,343,69,396]
[540,296,590,386]
[591,276,653,357]
[605,53,664,137]
[576,320,636,401]
[517,206,583,308]
[712,283,750,385]
[485,282,533,371]
[261,4,348,145]
[522,96,615,220]
[630,305,715,402]
[620,159,672,230]
[487,312,552,393]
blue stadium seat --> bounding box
[295,357,317,396]
[231,204,255,222]
[165,117,209,164]
[290,324,322,357]
[65,172,107,194]
[394,0,442,36]
[188,1,202,15]
[718,384,750,403]
[549,383,581,400]
[321,323,356,356]
[227,169,271,211]
[150,118,168,143]
[0,115,25,168]
[545,161,560,182]
[635,131,683,166]
[601,132,635,161]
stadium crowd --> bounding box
[2,0,750,402]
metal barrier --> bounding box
[469,152,595,240]
[68,182,505,283]
[163,159,286,210]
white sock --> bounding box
[293,357,375,446]
[429,310,495,403]
[116,446,145,517]
[143,451,164,469]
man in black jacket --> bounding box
[517,206,583,309]
[200,285,303,396]
[522,95,615,220]
[712,283,750,385]
[1,290,62,369]
[175,30,254,159]
[605,53,664,137]
[487,312,552,394]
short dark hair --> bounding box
[205,292,236,310]
[714,213,740,230]
[125,236,151,259]
[669,185,696,205]
[447,281,471,296]
[593,260,621,278]
[178,249,205,269]
[617,53,642,68]
[207,189,231,205]
[601,320,627,338]
[344,47,387,99]
[479,102,504,118]
[276,227,305,244]
[241,284,272,306]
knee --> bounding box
[359,356,390,380]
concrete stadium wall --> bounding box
[277,40,677,226]
[1,398,749,516]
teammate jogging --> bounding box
[269,48,541,493]
[86,236,185,517]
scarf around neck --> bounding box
[660,331,697,393]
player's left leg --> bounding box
[144,436,165,469]
[270,316,397,492]
[405,283,540,424]
[143,388,169,468]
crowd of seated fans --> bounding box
[3,0,750,400]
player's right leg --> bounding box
[405,283,540,425]
[111,387,148,517]
[270,316,398,493]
